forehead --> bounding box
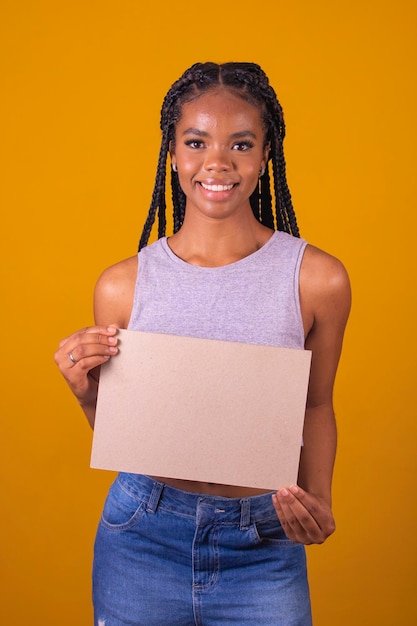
[176,87,264,135]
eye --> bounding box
[232,141,254,151]
[184,139,205,149]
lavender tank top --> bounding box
[128,231,307,349]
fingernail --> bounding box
[289,485,299,494]
[279,488,289,497]
[109,347,118,354]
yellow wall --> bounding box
[1,1,416,624]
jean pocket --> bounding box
[254,517,295,546]
[100,478,146,531]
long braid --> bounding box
[270,124,299,236]
[271,130,290,233]
[138,62,299,250]
[171,171,185,232]
[249,170,274,229]
[138,134,169,250]
[260,168,275,229]
[249,183,260,221]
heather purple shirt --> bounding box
[128,231,307,350]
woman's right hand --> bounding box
[54,325,119,419]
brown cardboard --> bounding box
[91,330,311,490]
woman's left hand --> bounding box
[272,485,336,545]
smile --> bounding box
[199,182,235,192]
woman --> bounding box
[55,62,351,625]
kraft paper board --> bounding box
[91,330,311,490]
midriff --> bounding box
[150,476,272,498]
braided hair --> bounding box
[138,62,299,250]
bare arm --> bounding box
[54,255,137,428]
[272,245,351,544]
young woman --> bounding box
[55,62,351,625]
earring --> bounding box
[259,166,265,178]
[172,163,178,173]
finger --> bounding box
[272,489,322,544]
[57,325,118,350]
[65,341,118,369]
[273,488,335,544]
[55,326,119,367]
[75,325,119,346]
[68,350,78,365]
[69,354,113,375]
[287,486,336,539]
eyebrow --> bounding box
[182,128,257,140]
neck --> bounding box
[168,210,274,267]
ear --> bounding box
[261,142,271,169]
[169,141,178,173]
[169,139,176,163]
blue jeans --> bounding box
[93,474,312,625]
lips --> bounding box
[199,182,235,192]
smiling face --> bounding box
[170,87,270,223]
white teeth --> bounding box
[200,182,234,192]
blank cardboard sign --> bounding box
[91,330,311,490]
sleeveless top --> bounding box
[128,231,307,350]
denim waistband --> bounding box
[117,473,278,526]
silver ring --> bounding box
[69,351,78,365]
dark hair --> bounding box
[138,62,299,250]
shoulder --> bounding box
[96,255,138,290]
[94,255,138,328]
[302,244,350,291]
[300,244,351,331]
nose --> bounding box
[203,146,232,172]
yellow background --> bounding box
[1,1,416,624]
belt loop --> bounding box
[146,481,164,513]
[239,498,250,530]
